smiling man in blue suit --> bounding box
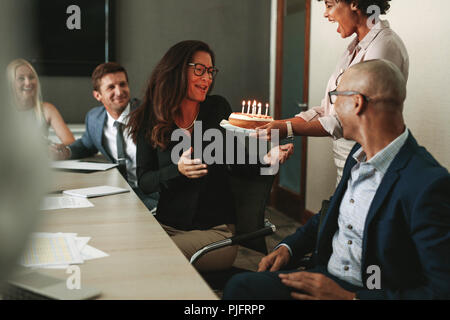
[223,59,450,300]
[52,62,158,211]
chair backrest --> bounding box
[229,171,276,254]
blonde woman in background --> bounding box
[7,59,75,145]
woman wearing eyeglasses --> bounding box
[256,0,409,183]
[127,40,239,271]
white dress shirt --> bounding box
[103,104,138,187]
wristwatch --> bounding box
[286,121,294,140]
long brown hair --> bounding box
[128,40,216,150]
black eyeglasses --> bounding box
[328,90,370,105]
[188,63,219,79]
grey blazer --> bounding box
[69,98,140,161]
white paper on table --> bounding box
[74,237,110,260]
[73,235,108,261]
[51,160,118,171]
[63,185,129,198]
[20,233,84,268]
[75,237,91,252]
[80,245,109,261]
[40,196,94,211]
[34,232,78,238]
[39,236,108,269]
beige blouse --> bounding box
[297,20,409,182]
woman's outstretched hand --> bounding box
[251,120,288,141]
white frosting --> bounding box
[229,113,273,122]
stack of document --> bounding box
[40,196,94,211]
[63,186,130,198]
[20,233,109,269]
[51,160,118,171]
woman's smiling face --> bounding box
[14,64,38,107]
[185,51,214,104]
[323,0,359,39]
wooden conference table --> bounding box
[36,167,217,300]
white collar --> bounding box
[352,128,409,174]
[106,103,131,127]
[347,19,390,53]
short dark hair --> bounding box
[92,62,129,91]
[318,0,391,16]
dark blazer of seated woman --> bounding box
[128,40,266,272]
[136,94,239,231]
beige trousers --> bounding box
[161,224,238,272]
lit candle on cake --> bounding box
[242,101,245,113]
[252,100,257,115]
[258,102,262,115]
[265,103,269,116]
[247,100,251,114]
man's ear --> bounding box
[350,1,359,12]
[353,94,366,116]
[93,90,102,102]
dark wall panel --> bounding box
[39,0,271,122]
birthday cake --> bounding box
[227,100,273,129]
[228,113,274,129]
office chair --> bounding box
[191,171,277,290]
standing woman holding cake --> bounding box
[255,0,409,183]
[127,40,242,271]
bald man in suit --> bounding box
[224,59,450,300]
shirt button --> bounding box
[344,266,350,271]
[348,240,353,245]
[350,199,355,204]
[348,225,353,230]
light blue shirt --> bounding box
[278,129,409,287]
[327,129,409,286]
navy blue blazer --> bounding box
[69,98,140,161]
[282,132,450,299]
